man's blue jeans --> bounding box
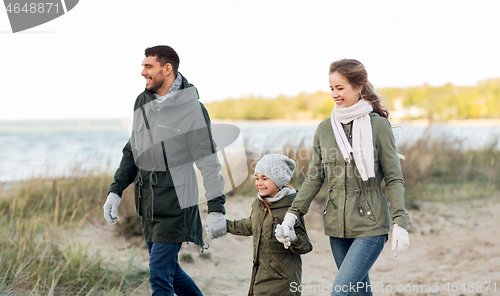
[147,242,203,296]
[329,235,386,296]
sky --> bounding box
[1,0,500,120]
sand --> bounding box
[85,195,500,296]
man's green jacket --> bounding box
[108,74,226,247]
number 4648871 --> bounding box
[5,3,59,14]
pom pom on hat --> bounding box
[255,154,296,189]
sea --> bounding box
[1,119,499,183]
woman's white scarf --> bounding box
[330,99,375,181]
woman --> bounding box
[278,59,410,296]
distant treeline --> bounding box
[205,79,500,120]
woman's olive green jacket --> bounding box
[227,192,313,295]
[287,113,409,238]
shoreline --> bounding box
[1,118,499,127]
[214,118,500,127]
[393,118,500,127]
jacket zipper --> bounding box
[158,125,182,134]
[186,207,190,242]
[342,123,352,238]
[150,182,154,221]
[138,169,143,216]
[150,170,158,221]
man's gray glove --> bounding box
[205,212,227,239]
[103,192,120,224]
[275,224,297,249]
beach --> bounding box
[82,193,500,296]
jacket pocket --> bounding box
[269,257,290,280]
[131,121,148,151]
[323,198,339,236]
[151,173,184,217]
[357,199,377,226]
[154,124,183,145]
[131,121,155,171]
[133,174,143,216]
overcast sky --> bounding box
[1,0,499,120]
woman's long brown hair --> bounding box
[329,59,389,119]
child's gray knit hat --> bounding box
[255,154,296,189]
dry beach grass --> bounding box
[1,130,500,295]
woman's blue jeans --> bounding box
[147,242,203,296]
[329,235,386,296]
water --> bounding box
[1,119,499,183]
[234,120,500,152]
[0,120,130,183]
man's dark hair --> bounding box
[145,45,180,76]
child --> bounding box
[223,154,313,296]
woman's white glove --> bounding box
[103,192,121,224]
[275,224,297,249]
[391,223,409,257]
[205,212,227,239]
[276,212,298,249]
[281,212,298,237]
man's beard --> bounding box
[147,74,164,94]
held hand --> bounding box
[391,224,409,257]
[103,193,121,224]
[275,224,297,249]
[205,212,227,239]
[281,212,298,237]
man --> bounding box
[103,45,227,296]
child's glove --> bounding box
[275,224,297,249]
[205,212,227,239]
[391,224,409,257]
